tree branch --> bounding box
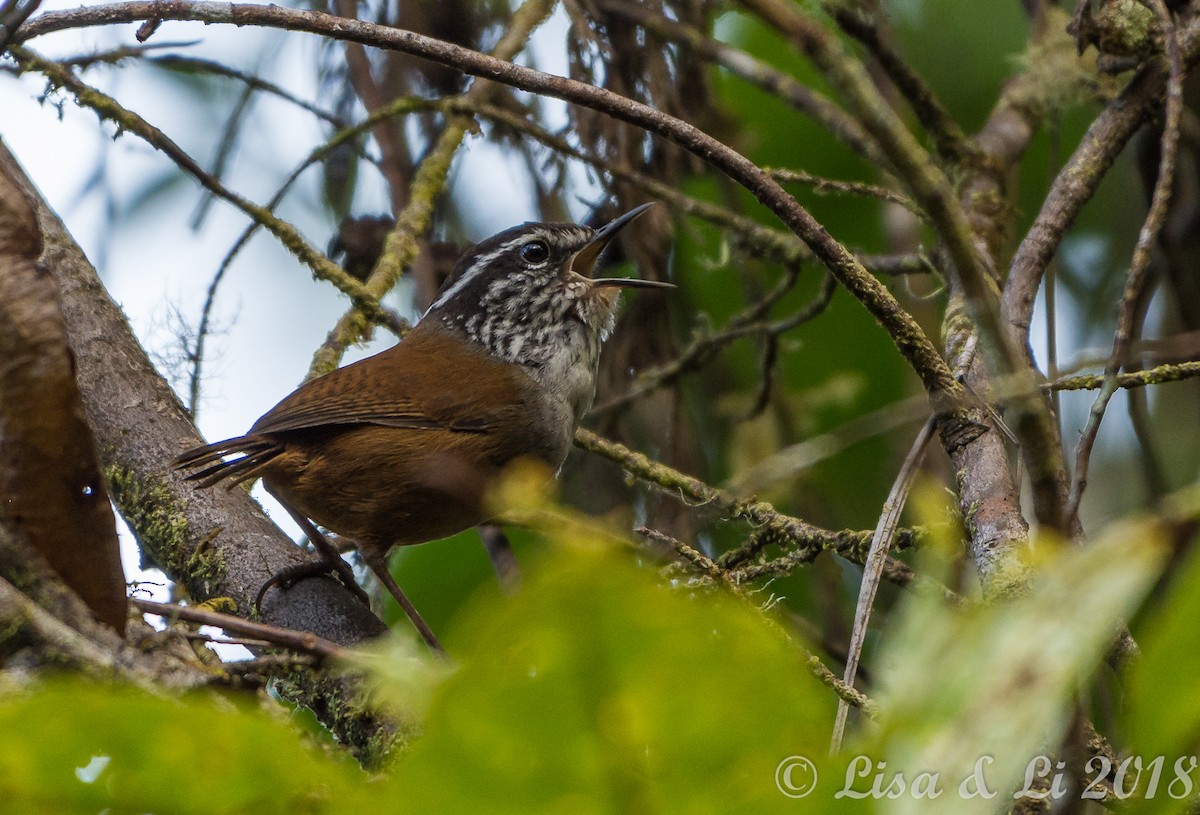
[1065,0,1186,529]
[307,0,556,377]
[0,136,127,634]
[0,137,400,767]
[15,0,961,401]
[133,598,352,662]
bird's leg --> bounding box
[360,548,445,655]
[477,523,521,594]
[255,486,371,612]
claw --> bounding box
[253,556,371,615]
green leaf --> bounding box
[391,540,838,813]
[863,516,1166,814]
[1123,486,1200,812]
[0,680,374,814]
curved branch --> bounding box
[16,0,960,401]
[1065,0,1187,528]
[10,46,385,319]
[1004,19,1200,354]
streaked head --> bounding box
[426,203,672,364]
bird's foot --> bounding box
[254,555,371,614]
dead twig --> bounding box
[133,598,351,662]
[1065,0,1185,529]
[831,417,936,752]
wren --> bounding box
[173,203,670,651]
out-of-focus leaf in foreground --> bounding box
[860,507,1167,815]
[0,681,375,814]
[1124,486,1200,814]
[390,532,838,814]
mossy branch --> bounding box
[10,46,391,322]
[575,428,922,571]
[307,0,557,378]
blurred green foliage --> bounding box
[0,681,373,814]
[389,541,834,813]
[0,534,838,813]
[11,0,1200,811]
[6,492,1198,812]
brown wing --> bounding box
[249,323,534,436]
[174,323,540,488]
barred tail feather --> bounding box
[172,436,282,489]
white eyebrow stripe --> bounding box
[423,237,522,316]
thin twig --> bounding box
[2,41,198,72]
[854,252,937,276]
[592,272,837,416]
[731,545,918,589]
[176,630,276,649]
[634,527,878,716]
[637,526,734,586]
[738,333,780,422]
[766,167,921,214]
[189,63,260,229]
[10,46,389,322]
[1045,363,1200,390]
[150,54,348,127]
[133,598,351,661]
[831,416,936,753]
[221,653,322,673]
[1065,0,1184,529]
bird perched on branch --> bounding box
[174,203,670,652]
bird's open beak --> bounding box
[570,202,675,291]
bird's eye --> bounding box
[519,240,550,265]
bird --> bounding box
[173,203,671,652]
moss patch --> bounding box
[104,464,225,596]
[274,668,407,770]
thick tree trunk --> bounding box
[0,137,404,766]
